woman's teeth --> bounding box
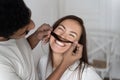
[55,40,65,47]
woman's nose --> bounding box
[60,33,67,39]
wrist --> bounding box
[59,59,70,70]
[27,32,40,49]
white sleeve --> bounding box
[0,64,22,80]
[82,67,103,80]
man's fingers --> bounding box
[42,34,50,44]
[74,44,83,58]
[39,23,52,31]
[67,42,78,54]
[37,29,51,39]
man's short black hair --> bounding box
[0,0,31,38]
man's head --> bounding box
[0,0,33,39]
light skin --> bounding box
[0,19,82,80]
[50,19,83,69]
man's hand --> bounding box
[62,42,83,67]
[35,23,52,43]
[27,23,52,49]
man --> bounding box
[0,0,81,80]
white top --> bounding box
[0,38,38,80]
[38,52,103,80]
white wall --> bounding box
[111,0,120,34]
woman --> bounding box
[39,15,102,80]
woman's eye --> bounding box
[58,27,64,30]
[69,34,76,38]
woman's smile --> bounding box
[55,40,65,47]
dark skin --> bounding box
[27,24,52,49]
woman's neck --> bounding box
[52,53,63,69]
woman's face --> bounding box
[50,19,82,54]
